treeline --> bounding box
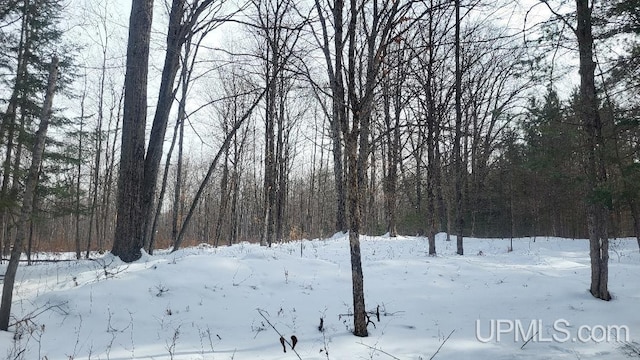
[0,0,638,257]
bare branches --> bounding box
[256,308,302,360]
[539,0,577,34]
[8,301,69,329]
[429,329,455,360]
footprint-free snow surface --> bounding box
[0,233,638,359]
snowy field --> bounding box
[0,233,638,359]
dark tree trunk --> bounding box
[149,113,180,254]
[425,11,437,255]
[75,92,84,260]
[262,55,276,247]
[382,78,397,237]
[229,155,241,246]
[141,0,187,246]
[575,0,610,301]
[214,151,230,246]
[315,0,347,233]
[345,0,368,337]
[274,76,290,243]
[347,130,368,337]
[454,0,464,255]
[148,41,194,253]
[0,56,58,331]
[112,0,154,263]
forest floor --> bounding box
[0,233,638,359]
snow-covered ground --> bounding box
[0,233,638,359]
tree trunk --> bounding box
[86,33,109,258]
[0,56,58,331]
[262,34,277,247]
[172,88,267,252]
[454,0,464,255]
[575,0,610,301]
[141,0,188,247]
[214,152,230,246]
[171,115,184,244]
[75,90,84,260]
[347,130,368,337]
[382,52,399,238]
[345,0,368,337]
[426,13,437,255]
[149,115,180,254]
[100,90,123,252]
[112,0,154,263]
[314,0,347,233]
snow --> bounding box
[0,234,638,359]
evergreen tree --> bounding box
[521,88,584,237]
[0,0,76,255]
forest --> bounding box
[0,0,638,260]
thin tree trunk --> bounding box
[214,153,230,247]
[172,88,267,252]
[86,37,108,258]
[0,56,58,331]
[382,56,399,238]
[148,104,182,254]
[425,14,437,254]
[314,0,347,233]
[75,92,84,260]
[229,165,240,245]
[171,115,185,244]
[141,0,187,246]
[100,90,123,252]
[454,0,464,255]
[262,42,276,247]
[274,82,288,243]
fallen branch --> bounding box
[256,308,302,360]
[1,258,80,263]
[520,330,539,350]
[429,329,454,360]
[9,301,69,328]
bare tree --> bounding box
[313,0,348,233]
[342,0,423,337]
[171,87,268,251]
[142,0,229,247]
[213,67,253,246]
[249,0,306,246]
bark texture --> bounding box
[575,0,611,301]
[112,0,154,263]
